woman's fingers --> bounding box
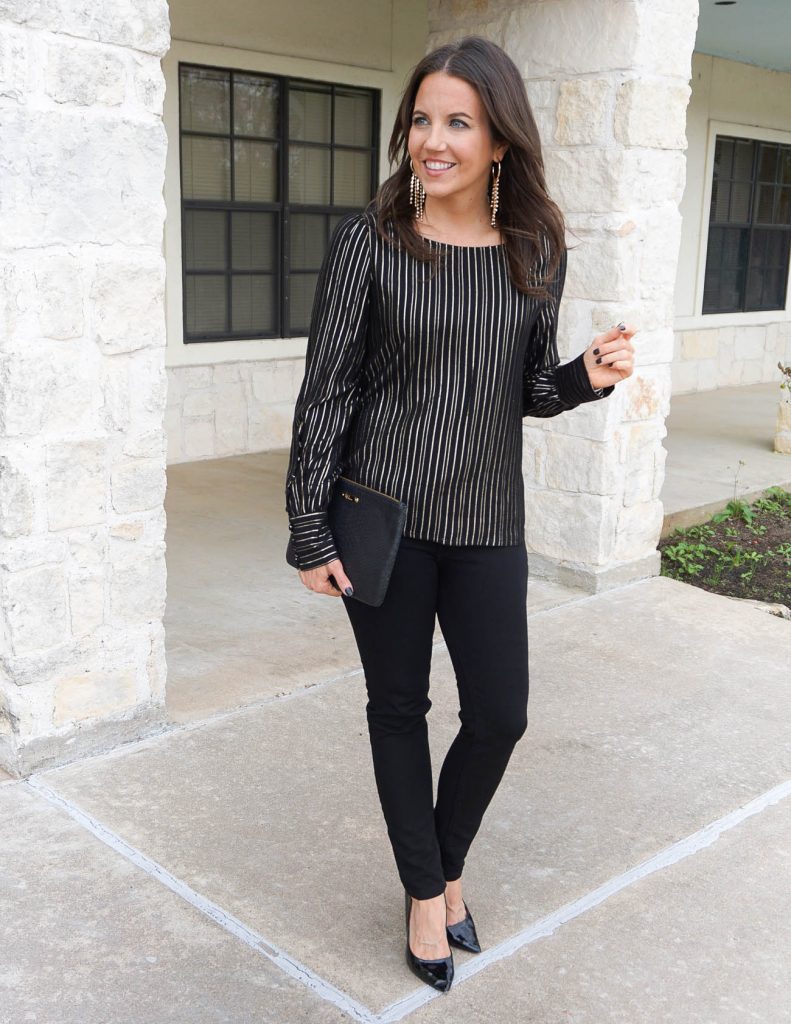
[298,558,353,598]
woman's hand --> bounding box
[582,322,637,390]
[298,558,354,599]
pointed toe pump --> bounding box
[445,899,482,954]
[404,889,454,992]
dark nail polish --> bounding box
[593,347,600,355]
[345,586,354,596]
[595,356,602,364]
[617,321,626,331]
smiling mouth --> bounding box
[424,160,456,171]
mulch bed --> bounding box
[658,487,791,608]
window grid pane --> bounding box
[703,134,791,314]
[180,62,378,341]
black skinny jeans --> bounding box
[341,533,530,900]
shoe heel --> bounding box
[404,887,454,993]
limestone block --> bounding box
[614,79,691,149]
[91,255,165,355]
[213,362,243,384]
[555,78,611,146]
[0,353,44,436]
[46,439,107,530]
[563,234,631,302]
[638,207,682,302]
[775,401,791,455]
[503,2,640,78]
[653,443,668,500]
[544,433,619,495]
[526,79,554,110]
[0,455,34,538]
[110,459,166,514]
[67,526,109,568]
[68,570,105,635]
[183,391,214,417]
[146,622,167,702]
[2,0,171,56]
[0,109,167,248]
[545,149,624,215]
[183,366,213,389]
[123,429,166,460]
[621,367,671,422]
[631,328,674,367]
[252,360,297,403]
[215,381,248,454]
[622,457,657,507]
[622,149,689,208]
[613,499,664,562]
[681,329,718,361]
[131,52,166,115]
[128,350,168,435]
[522,426,548,488]
[0,23,28,103]
[54,667,138,726]
[0,535,67,572]
[541,386,618,442]
[109,545,166,625]
[45,347,103,439]
[734,326,767,362]
[697,359,718,391]
[46,41,126,106]
[109,521,145,542]
[183,418,215,460]
[525,488,617,566]
[634,1,700,80]
[165,405,184,464]
[742,358,764,385]
[617,420,667,466]
[4,564,70,655]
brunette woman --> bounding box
[285,35,636,993]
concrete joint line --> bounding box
[23,776,378,1024]
[22,774,791,1024]
[377,775,791,1021]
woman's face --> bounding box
[407,71,507,213]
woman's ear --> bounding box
[494,143,508,163]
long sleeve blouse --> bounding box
[284,208,614,570]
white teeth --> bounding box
[426,161,454,169]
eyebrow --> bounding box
[413,109,473,119]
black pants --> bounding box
[341,533,530,900]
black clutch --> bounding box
[286,476,408,607]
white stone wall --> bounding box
[427,0,699,590]
[166,360,301,463]
[0,0,171,776]
[672,323,791,394]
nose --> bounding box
[423,124,448,154]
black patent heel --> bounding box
[446,898,482,954]
[404,888,454,992]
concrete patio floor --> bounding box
[3,401,791,1022]
[662,382,791,536]
[2,438,791,1021]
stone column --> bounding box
[427,0,699,591]
[0,1,171,775]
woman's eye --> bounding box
[450,119,468,128]
[412,116,427,125]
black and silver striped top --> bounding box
[285,209,614,570]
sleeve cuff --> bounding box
[288,511,340,570]
[555,352,615,407]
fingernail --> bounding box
[595,356,602,364]
[617,321,626,331]
[593,347,600,355]
[345,586,354,596]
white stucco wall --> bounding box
[673,52,791,394]
[163,0,428,463]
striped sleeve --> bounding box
[522,244,615,418]
[285,213,372,570]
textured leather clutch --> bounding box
[286,476,408,607]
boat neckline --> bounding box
[421,236,506,249]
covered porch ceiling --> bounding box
[695,0,791,73]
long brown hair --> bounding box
[371,35,566,300]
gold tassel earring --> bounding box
[490,159,502,227]
[409,159,426,221]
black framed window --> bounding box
[703,134,791,314]
[178,63,379,341]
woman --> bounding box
[285,36,635,993]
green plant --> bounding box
[778,360,791,395]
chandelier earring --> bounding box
[409,159,426,221]
[489,159,502,227]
